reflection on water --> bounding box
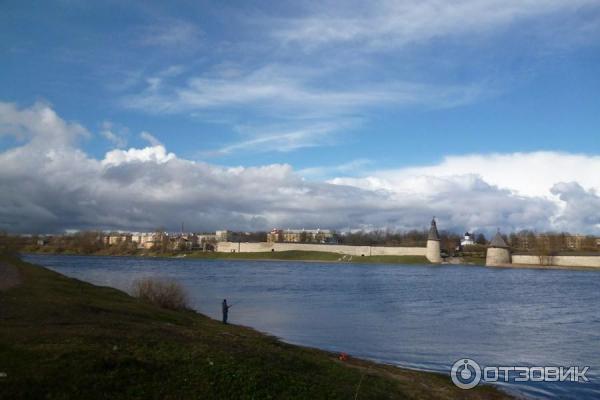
[23,254,600,399]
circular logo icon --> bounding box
[451,358,482,389]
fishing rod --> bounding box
[226,300,242,308]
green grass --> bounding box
[186,250,431,265]
[187,250,342,261]
[460,255,487,266]
[0,255,511,399]
[350,255,431,264]
[25,248,432,265]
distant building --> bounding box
[267,229,284,243]
[172,234,197,251]
[460,232,475,247]
[565,235,581,250]
[130,233,153,249]
[196,234,217,243]
[216,230,231,242]
[268,228,334,244]
[36,237,51,246]
[104,234,131,246]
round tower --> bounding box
[426,218,442,263]
[486,231,511,266]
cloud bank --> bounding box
[1,101,599,234]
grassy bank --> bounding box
[187,250,431,264]
[0,255,510,399]
[25,248,432,264]
[460,255,486,266]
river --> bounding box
[22,254,600,399]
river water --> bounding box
[23,254,600,399]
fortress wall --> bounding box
[511,255,600,268]
[215,242,427,257]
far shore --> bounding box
[23,249,433,265]
[492,262,600,271]
[22,249,600,270]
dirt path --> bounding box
[0,261,22,291]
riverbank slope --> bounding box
[186,250,431,264]
[0,255,511,399]
[25,248,431,264]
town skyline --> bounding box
[26,226,600,251]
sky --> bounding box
[1,0,600,235]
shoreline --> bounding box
[1,254,513,399]
[24,250,600,271]
[22,250,434,265]
[492,262,600,271]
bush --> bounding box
[132,278,189,311]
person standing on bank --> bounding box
[222,299,232,324]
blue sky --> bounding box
[1,0,600,234]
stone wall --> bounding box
[216,241,427,257]
[511,255,600,268]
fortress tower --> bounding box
[486,231,511,266]
[426,218,442,263]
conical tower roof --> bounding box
[427,218,440,241]
[489,231,508,248]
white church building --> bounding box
[460,232,475,247]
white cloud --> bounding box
[121,64,486,156]
[331,152,600,198]
[0,102,598,235]
[330,151,600,233]
[551,182,600,231]
[139,131,163,147]
[100,121,127,148]
[113,0,600,161]
[273,0,599,51]
[0,101,89,146]
[123,64,485,115]
[208,122,345,156]
[102,145,175,166]
[298,159,373,180]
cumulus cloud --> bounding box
[0,101,598,235]
[330,152,600,233]
[0,101,89,146]
[102,145,175,166]
[330,152,600,198]
[551,183,600,232]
